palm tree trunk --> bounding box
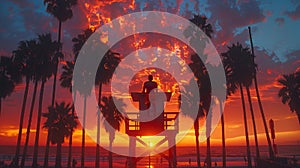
[45,22,62,166]
[194,118,201,168]
[44,129,51,168]
[96,83,102,168]
[206,110,212,168]
[248,26,274,159]
[246,87,260,160]
[220,103,226,168]
[81,96,87,168]
[55,142,62,168]
[67,132,73,168]
[206,137,212,168]
[51,55,58,106]
[57,21,62,47]
[14,78,30,166]
[239,84,252,168]
[109,141,113,168]
[0,98,1,116]
[51,57,58,104]
[51,20,61,106]
[21,80,38,168]
[255,76,274,159]
[32,80,46,168]
[68,92,77,168]
[45,18,62,168]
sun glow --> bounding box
[149,141,154,148]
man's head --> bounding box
[148,75,153,81]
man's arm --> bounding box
[142,82,146,93]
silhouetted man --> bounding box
[142,75,158,115]
[142,75,158,94]
[140,75,164,132]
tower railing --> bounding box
[125,111,179,136]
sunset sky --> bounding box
[0,0,299,148]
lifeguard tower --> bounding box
[125,91,179,168]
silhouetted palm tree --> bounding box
[95,50,121,168]
[43,102,78,168]
[43,0,77,104]
[224,42,261,161]
[190,14,213,38]
[21,82,39,168]
[60,60,76,168]
[188,14,214,168]
[188,54,211,168]
[221,43,257,168]
[43,1,77,165]
[20,39,40,168]
[180,78,205,168]
[0,56,15,116]
[221,51,242,168]
[12,40,36,166]
[248,26,274,159]
[202,75,212,168]
[72,28,93,61]
[71,28,93,168]
[60,61,74,92]
[245,86,260,159]
[74,66,94,168]
[217,81,228,168]
[71,28,121,168]
[100,96,125,168]
[0,56,22,166]
[278,71,300,123]
[54,28,91,168]
[32,33,59,168]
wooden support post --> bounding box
[128,136,137,168]
[168,134,177,168]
